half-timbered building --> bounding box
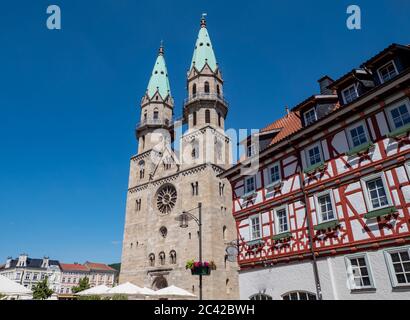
[221,43,410,300]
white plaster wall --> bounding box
[239,247,410,300]
[239,261,317,300]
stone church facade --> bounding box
[120,16,239,299]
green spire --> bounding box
[190,14,218,72]
[147,43,171,99]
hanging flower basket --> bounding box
[185,260,212,276]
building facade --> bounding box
[120,16,239,299]
[0,254,61,293]
[221,44,410,300]
[59,262,116,297]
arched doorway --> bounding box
[152,276,168,290]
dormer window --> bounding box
[303,107,317,126]
[342,84,359,104]
[247,144,257,158]
[377,60,398,84]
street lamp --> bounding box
[175,202,202,300]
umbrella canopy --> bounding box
[106,282,144,296]
[76,285,110,296]
[154,285,196,299]
[140,287,156,296]
[0,275,32,296]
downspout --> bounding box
[293,140,323,300]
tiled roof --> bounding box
[361,43,410,68]
[260,111,302,147]
[5,258,59,270]
[84,262,116,272]
[60,263,89,272]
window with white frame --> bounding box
[387,99,410,130]
[345,254,375,290]
[306,144,323,167]
[282,291,316,300]
[250,293,272,300]
[384,247,410,287]
[362,174,391,211]
[377,60,398,83]
[249,215,262,240]
[245,176,255,195]
[347,122,369,148]
[268,163,281,185]
[342,84,359,104]
[316,192,335,222]
[303,108,317,126]
[274,207,289,234]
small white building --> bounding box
[0,254,61,293]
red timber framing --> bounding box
[221,60,410,271]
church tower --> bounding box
[120,16,239,300]
[137,44,174,154]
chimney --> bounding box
[285,106,290,117]
[5,257,12,269]
[318,76,334,95]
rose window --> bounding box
[156,185,177,214]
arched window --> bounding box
[193,111,197,126]
[143,111,147,122]
[192,84,197,97]
[159,252,166,265]
[216,142,222,161]
[217,84,220,96]
[170,250,177,264]
[204,81,210,94]
[153,108,159,120]
[249,293,273,300]
[218,113,222,127]
[148,253,155,267]
[191,140,199,159]
[223,225,227,240]
[139,160,145,179]
[205,109,211,124]
[282,291,316,300]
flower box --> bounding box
[345,142,374,156]
[304,161,326,175]
[271,232,292,241]
[191,265,211,276]
[186,261,213,276]
[387,123,410,139]
[364,206,397,219]
[266,181,283,192]
[314,219,340,231]
[241,191,257,200]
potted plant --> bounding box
[185,260,211,275]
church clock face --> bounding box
[156,184,177,215]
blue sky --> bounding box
[0,0,409,264]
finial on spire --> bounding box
[200,13,207,28]
[159,40,164,55]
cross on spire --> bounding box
[200,13,207,28]
[159,40,164,55]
